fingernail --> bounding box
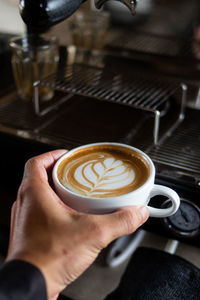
[139,206,149,222]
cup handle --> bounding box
[147,184,180,218]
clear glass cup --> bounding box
[9,35,59,102]
[70,10,110,51]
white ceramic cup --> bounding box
[52,143,180,218]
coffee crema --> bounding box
[57,145,150,198]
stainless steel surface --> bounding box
[106,230,146,267]
[106,31,200,87]
[148,109,200,182]
[164,239,179,254]
[95,0,138,15]
[0,37,199,187]
[35,52,185,144]
[46,64,178,111]
[108,30,197,59]
[104,0,200,85]
[0,45,196,172]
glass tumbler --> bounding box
[9,35,59,102]
[70,10,110,51]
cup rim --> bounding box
[9,35,58,51]
[73,10,110,21]
[53,142,155,201]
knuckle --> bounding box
[89,217,107,246]
[90,217,103,235]
[25,156,39,170]
[19,177,36,199]
[120,208,143,234]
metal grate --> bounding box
[0,91,69,133]
[148,110,200,176]
[108,31,197,60]
[35,58,186,145]
[42,63,179,113]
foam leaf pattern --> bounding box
[73,157,135,197]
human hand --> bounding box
[6,150,149,300]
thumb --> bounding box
[97,206,149,246]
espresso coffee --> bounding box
[57,144,150,198]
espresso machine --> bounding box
[0,0,200,274]
[19,0,138,33]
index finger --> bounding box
[23,149,67,181]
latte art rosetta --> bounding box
[58,148,149,198]
[74,157,135,196]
